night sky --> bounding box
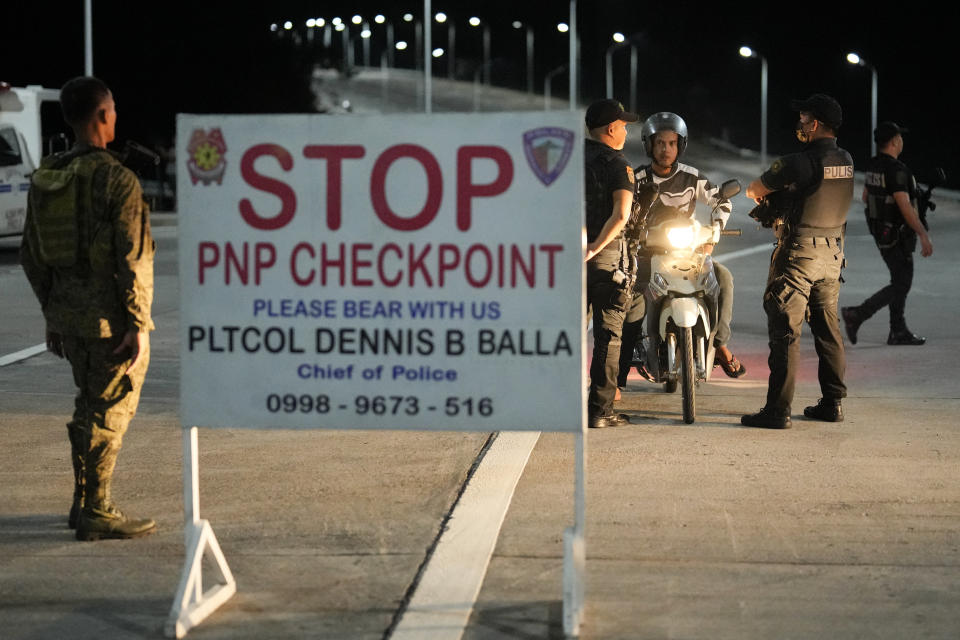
[4,1,955,188]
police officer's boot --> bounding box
[740,407,791,429]
[76,446,156,541]
[803,398,843,422]
[887,327,925,346]
[841,307,862,345]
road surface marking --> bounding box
[714,242,775,262]
[390,430,541,640]
[0,343,46,367]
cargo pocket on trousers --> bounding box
[763,280,796,315]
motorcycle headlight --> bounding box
[666,225,695,249]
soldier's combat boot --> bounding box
[67,421,86,529]
[76,447,156,541]
[76,503,157,541]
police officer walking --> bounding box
[583,99,640,428]
[20,76,157,540]
[841,122,933,346]
[741,94,854,429]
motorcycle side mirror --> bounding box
[719,179,741,200]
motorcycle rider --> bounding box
[617,112,745,395]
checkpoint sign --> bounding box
[177,112,584,431]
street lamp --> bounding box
[398,13,422,71]
[604,34,630,100]
[361,23,372,67]
[469,17,491,85]
[513,20,534,94]
[603,33,638,111]
[739,45,769,170]
[372,14,394,67]
[435,12,455,79]
[847,51,878,156]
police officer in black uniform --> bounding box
[841,122,933,346]
[583,99,640,428]
[741,94,854,429]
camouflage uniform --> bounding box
[20,143,155,532]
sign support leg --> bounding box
[563,428,586,637]
[165,427,236,638]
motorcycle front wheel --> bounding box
[680,326,695,423]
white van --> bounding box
[0,83,63,237]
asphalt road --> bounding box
[1,72,958,640]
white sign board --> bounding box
[177,112,584,431]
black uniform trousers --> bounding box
[856,235,915,332]
[616,258,649,388]
[763,236,847,413]
[587,262,629,418]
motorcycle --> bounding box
[636,179,742,424]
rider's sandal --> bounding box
[717,352,747,378]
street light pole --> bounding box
[483,24,491,85]
[84,0,93,75]
[526,25,534,94]
[569,0,577,112]
[846,52,878,156]
[605,34,632,101]
[545,65,566,111]
[870,67,878,156]
[362,22,371,67]
[471,18,491,86]
[739,46,769,170]
[424,0,431,113]
[448,23,456,79]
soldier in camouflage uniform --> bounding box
[20,76,157,540]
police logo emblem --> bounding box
[186,128,228,186]
[522,127,575,186]
[770,158,784,175]
[626,166,634,184]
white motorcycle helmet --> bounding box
[641,112,688,159]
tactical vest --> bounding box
[28,148,120,270]
[864,154,916,229]
[794,140,854,234]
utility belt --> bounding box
[776,222,843,245]
[785,236,841,247]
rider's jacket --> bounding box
[634,162,731,229]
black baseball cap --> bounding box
[874,121,908,145]
[790,93,842,130]
[585,99,640,129]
